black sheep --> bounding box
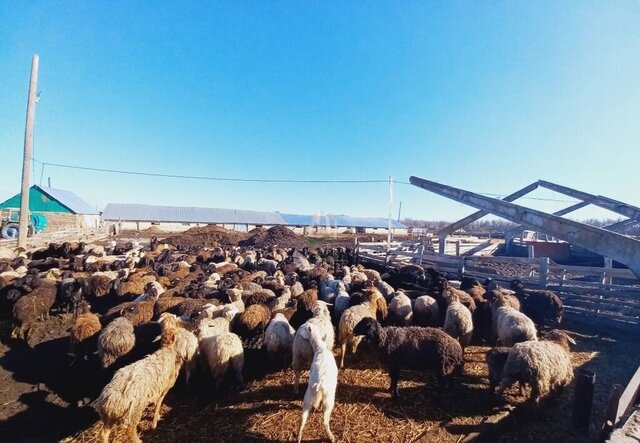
[353,317,464,397]
[510,280,563,329]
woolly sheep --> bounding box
[412,295,440,326]
[264,313,296,367]
[93,327,183,443]
[443,294,474,350]
[70,301,102,362]
[97,317,136,369]
[353,317,464,397]
[158,313,199,385]
[495,306,537,347]
[195,317,244,389]
[11,282,56,343]
[338,293,378,368]
[497,330,575,406]
[296,323,338,443]
[388,290,413,326]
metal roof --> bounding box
[280,213,405,229]
[36,185,99,214]
[102,203,406,229]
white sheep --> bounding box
[272,286,292,311]
[388,290,413,326]
[292,301,335,394]
[158,313,199,386]
[495,306,537,347]
[264,313,295,367]
[296,323,338,443]
[443,296,474,350]
[412,295,440,326]
[195,317,244,389]
[337,293,378,368]
[93,326,184,443]
[97,317,135,369]
[332,289,350,324]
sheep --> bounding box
[375,278,396,302]
[11,282,57,343]
[272,286,292,311]
[443,293,474,350]
[133,281,165,302]
[388,290,413,326]
[490,292,521,337]
[97,317,136,369]
[494,306,537,347]
[195,317,244,389]
[292,301,334,394]
[296,323,338,443]
[332,288,350,324]
[497,330,575,406]
[264,313,296,367]
[70,301,102,362]
[236,303,271,339]
[158,313,199,386]
[337,291,380,368]
[510,280,564,329]
[93,326,183,443]
[353,317,464,397]
[485,347,512,393]
[412,295,440,326]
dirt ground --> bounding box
[0,312,637,443]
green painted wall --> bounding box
[0,187,72,213]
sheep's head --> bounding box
[543,330,575,352]
[311,300,331,317]
[353,317,383,344]
[509,279,524,291]
[6,288,22,302]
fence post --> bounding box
[439,237,446,255]
[528,245,535,258]
[600,384,624,441]
[417,242,425,265]
[604,257,613,287]
[354,237,359,265]
[539,257,549,288]
[458,257,465,280]
[455,240,461,257]
[572,368,596,434]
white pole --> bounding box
[18,54,39,248]
[387,176,393,255]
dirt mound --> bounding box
[239,226,306,249]
[162,225,244,248]
[139,225,164,234]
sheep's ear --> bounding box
[298,324,310,340]
[566,334,576,345]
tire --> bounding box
[1,223,19,239]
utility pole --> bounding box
[387,176,393,255]
[18,54,39,248]
[397,201,402,222]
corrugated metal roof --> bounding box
[280,213,405,229]
[102,203,288,225]
[36,186,99,214]
[102,203,406,229]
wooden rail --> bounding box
[600,365,640,441]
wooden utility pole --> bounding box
[387,176,393,258]
[18,54,39,248]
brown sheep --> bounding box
[236,304,271,338]
[70,301,102,362]
[11,281,57,343]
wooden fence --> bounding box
[354,239,640,331]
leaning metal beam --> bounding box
[436,182,539,237]
[504,201,590,239]
[410,176,640,278]
[538,180,640,222]
[605,218,639,233]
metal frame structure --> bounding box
[410,176,640,278]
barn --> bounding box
[0,185,100,231]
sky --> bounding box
[1,1,639,223]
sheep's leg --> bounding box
[127,421,142,443]
[151,388,170,429]
[296,403,311,443]
[339,343,346,369]
[293,370,301,394]
[100,422,112,443]
[497,377,513,396]
[322,401,335,443]
[388,365,400,398]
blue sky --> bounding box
[1,1,639,222]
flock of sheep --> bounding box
[0,236,574,442]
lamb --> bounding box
[353,317,464,397]
[443,293,474,350]
[510,280,564,329]
[11,282,57,342]
[195,317,244,389]
[494,306,537,347]
[497,330,575,406]
[158,313,199,385]
[296,323,338,443]
[388,290,413,326]
[485,347,512,392]
[412,295,440,326]
[70,301,102,362]
[93,326,184,443]
[292,301,335,394]
[97,317,136,369]
[264,313,295,367]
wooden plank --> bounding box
[561,293,640,309]
[548,264,638,280]
[616,366,640,424]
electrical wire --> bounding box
[32,158,580,203]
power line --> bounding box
[33,158,580,203]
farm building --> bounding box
[0,185,100,230]
[101,203,406,233]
